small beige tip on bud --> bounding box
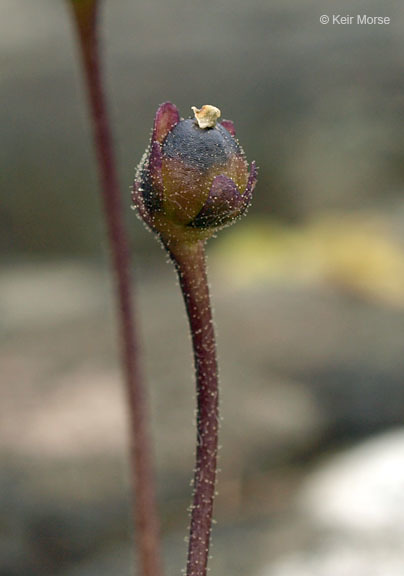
[192,105,221,129]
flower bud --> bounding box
[132,102,257,246]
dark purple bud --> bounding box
[132,103,257,245]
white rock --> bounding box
[299,428,404,535]
[266,541,404,576]
[261,430,404,576]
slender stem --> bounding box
[68,3,162,576]
[169,241,219,576]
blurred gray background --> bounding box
[1,1,404,575]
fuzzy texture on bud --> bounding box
[132,102,257,247]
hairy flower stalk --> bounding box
[67,3,162,576]
[133,102,257,576]
[171,241,219,576]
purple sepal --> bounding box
[153,102,180,144]
[136,141,164,215]
[149,141,163,192]
[190,175,243,228]
[132,180,154,229]
[220,119,236,136]
[240,161,257,214]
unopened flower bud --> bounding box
[132,102,257,247]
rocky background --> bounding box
[1,1,404,575]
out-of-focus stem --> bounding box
[169,240,219,576]
[68,3,162,576]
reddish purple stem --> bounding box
[68,3,162,576]
[170,241,219,576]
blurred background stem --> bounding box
[170,241,219,576]
[67,2,162,576]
